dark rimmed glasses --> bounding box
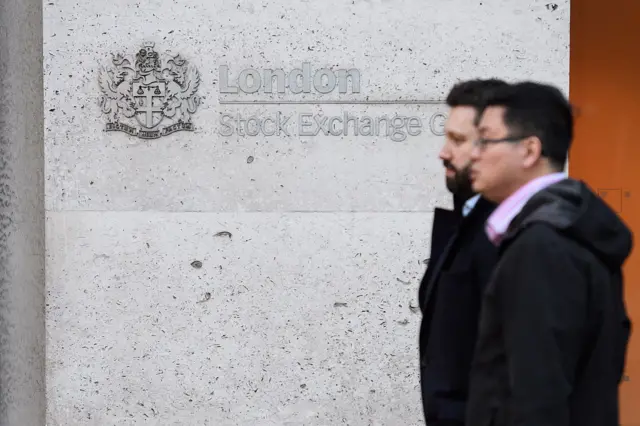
[473,135,529,149]
[473,135,547,156]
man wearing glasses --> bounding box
[465,81,633,426]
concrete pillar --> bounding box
[0,0,45,424]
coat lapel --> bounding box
[421,197,494,308]
[422,223,462,307]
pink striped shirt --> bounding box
[486,172,567,245]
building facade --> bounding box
[2,1,570,424]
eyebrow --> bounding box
[445,130,469,141]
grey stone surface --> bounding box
[42,0,570,424]
[43,0,569,213]
[0,0,46,424]
[46,212,430,425]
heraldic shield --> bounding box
[98,41,201,139]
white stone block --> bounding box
[46,212,431,425]
[42,0,569,423]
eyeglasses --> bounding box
[473,135,549,157]
[473,135,528,149]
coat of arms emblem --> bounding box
[98,41,201,139]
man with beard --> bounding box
[418,79,509,426]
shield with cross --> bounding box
[132,82,166,129]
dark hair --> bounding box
[446,79,510,124]
[481,81,573,170]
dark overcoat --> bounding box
[418,196,498,424]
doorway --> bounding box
[569,0,640,423]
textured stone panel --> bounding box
[42,0,570,424]
[46,211,431,425]
[43,0,570,212]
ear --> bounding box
[521,136,543,168]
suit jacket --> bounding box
[418,196,498,423]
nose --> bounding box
[470,140,482,161]
[438,143,451,162]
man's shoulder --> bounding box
[507,222,562,245]
[502,222,578,262]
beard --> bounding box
[443,160,474,198]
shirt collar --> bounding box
[462,194,481,217]
[485,172,567,245]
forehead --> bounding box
[478,106,507,135]
[444,106,478,134]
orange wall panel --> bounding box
[570,0,640,423]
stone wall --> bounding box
[0,0,45,424]
[42,1,569,424]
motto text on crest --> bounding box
[98,41,201,139]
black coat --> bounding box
[418,196,498,424]
[465,178,633,426]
